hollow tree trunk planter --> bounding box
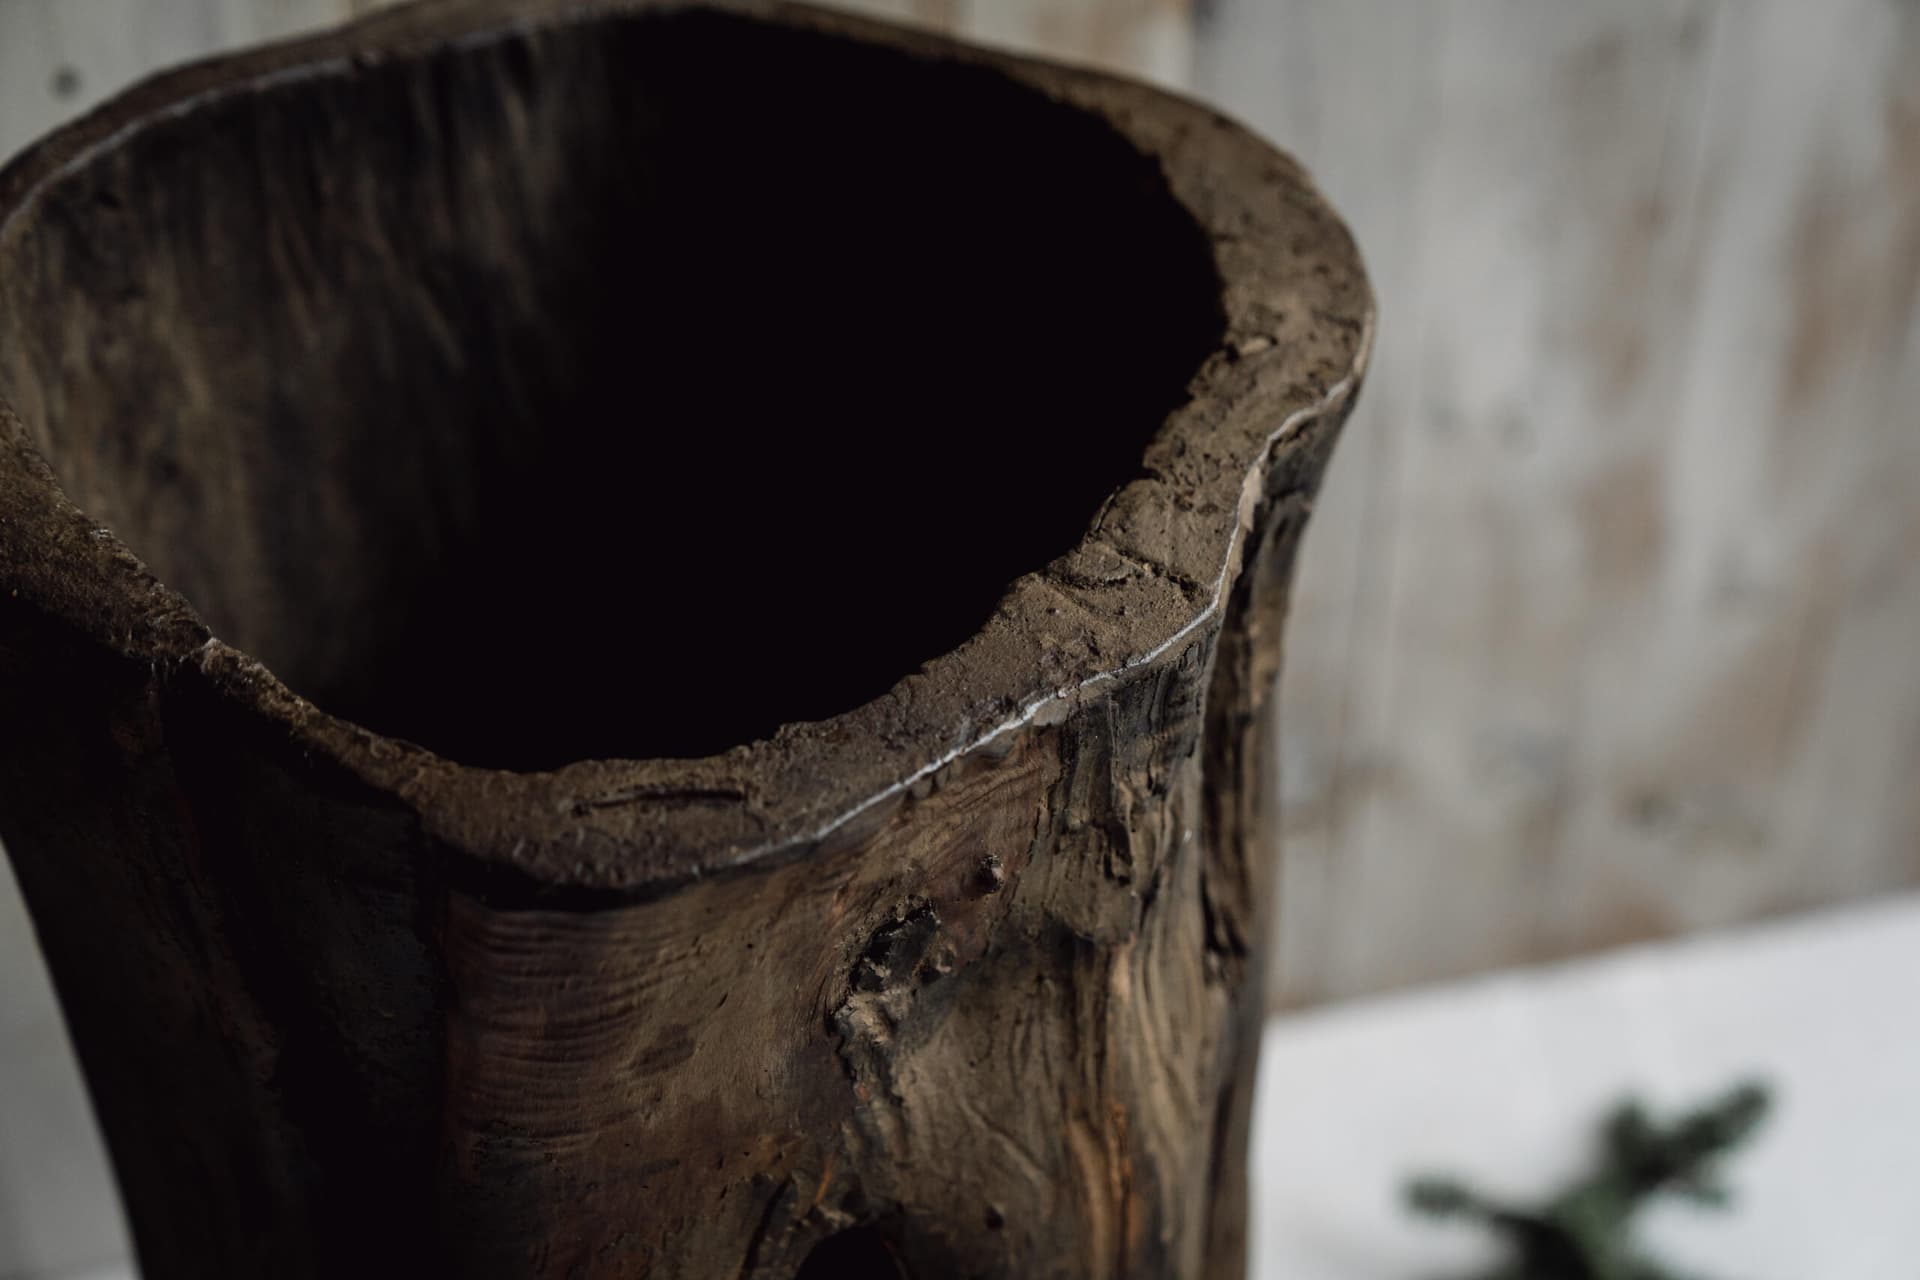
[0,2,1371,1276]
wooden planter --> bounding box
[0,2,1371,1276]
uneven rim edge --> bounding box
[0,0,1376,894]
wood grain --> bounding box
[0,3,1368,1275]
[0,5,1208,1272]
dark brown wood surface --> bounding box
[0,2,1370,1275]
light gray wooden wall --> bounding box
[1196,0,1920,1006]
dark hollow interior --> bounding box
[794,1226,908,1280]
[2,10,1226,768]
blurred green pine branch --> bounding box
[1405,1079,1773,1280]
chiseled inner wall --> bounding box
[0,9,1222,771]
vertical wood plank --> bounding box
[962,0,1192,85]
[820,0,1194,86]
[1346,0,1726,993]
[1195,0,1447,1006]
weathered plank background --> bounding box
[1196,0,1920,1006]
[0,11,1914,1272]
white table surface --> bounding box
[1250,893,1920,1280]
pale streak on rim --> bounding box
[756,324,1372,871]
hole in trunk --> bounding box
[6,10,1226,768]
[795,1226,908,1280]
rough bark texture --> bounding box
[0,2,1371,1277]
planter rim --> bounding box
[0,0,1372,896]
